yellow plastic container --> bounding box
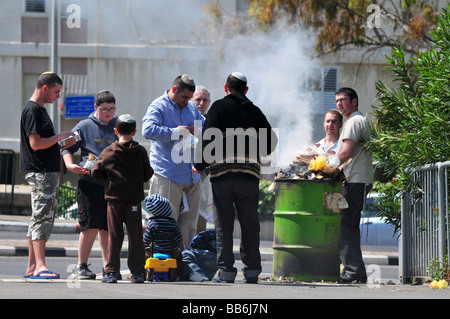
[145,257,177,272]
[145,256,178,282]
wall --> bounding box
[0,0,395,186]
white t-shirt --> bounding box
[336,111,374,184]
[317,137,338,154]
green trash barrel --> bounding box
[272,179,343,282]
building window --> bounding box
[307,67,338,114]
[236,0,251,14]
[24,0,46,14]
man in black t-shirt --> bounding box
[20,72,76,279]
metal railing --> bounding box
[0,149,16,214]
[400,161,450,283]
[57,185,78,219]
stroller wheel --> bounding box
[168,268,177,282]
[146,269,154,282]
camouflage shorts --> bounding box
[25,172,60,241]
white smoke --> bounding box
[217,22,318,168]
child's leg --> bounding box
[124,202,146,275]
[104,202,124,274]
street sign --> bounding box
[64,95,95,118]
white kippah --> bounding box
[118,114,135,123]
[181,74,194,85]
[232,72,247,82]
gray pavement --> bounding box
[4,215,450,302]
[0,213,398,265]
[3,213,448,301]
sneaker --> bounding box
[103,273,118,283]
[212,269,236,283]
[131,274,145,283]
[71,263,96,280]
[339,274,367,284]
[189,272,204,282]
[101,268,122,282]
[243,269,260,284]
[243,277,258,284]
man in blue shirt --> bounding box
[142,75,204,249]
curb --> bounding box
[0,220,81,234]
[0,221,398,265]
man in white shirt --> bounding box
[335,87,374,284]
[316,109,342,154]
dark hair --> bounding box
[115,114,136,135]
[173,74,195,93]
[96,90,116,106]
[226,74,247,94]
[36,72,63,89]
[335,87,358,106]
[325,109,343,124]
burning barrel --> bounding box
[272,178,344,282]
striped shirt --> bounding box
[143,217,182,254]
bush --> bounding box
[258,179,275,221]
[367,4,450,228]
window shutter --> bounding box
[322,67,338,113]
[25,0,46,13]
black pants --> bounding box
[212,176,261,279]
[340,183,371,280]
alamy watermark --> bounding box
[171,123,279,175]
[66,264,81,288]
[66,4,81,29]
[367,4,381,29]
[366,264,382,288]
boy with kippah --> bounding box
[91,114,154,283]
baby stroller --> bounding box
[144,226,179,282]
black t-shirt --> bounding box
[20,101,60,173]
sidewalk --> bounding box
[0,214,398,265]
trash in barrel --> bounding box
[271,152,348,282]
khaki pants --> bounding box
[149,174,201,249]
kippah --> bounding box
[181,74,195,86]
[118,114,135,123]
[231,72,247,82]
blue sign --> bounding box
[65,96,95,118]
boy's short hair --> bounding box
[36,72,63,89]
[116,114,136,135]
[96,90,116,106]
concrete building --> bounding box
[0,0,408,186]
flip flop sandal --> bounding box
[29,270,60,279]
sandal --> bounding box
[29,270,60,279]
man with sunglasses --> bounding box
[335,87,374,284]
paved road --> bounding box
[1,215,449,302]
[0,258,448,302]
